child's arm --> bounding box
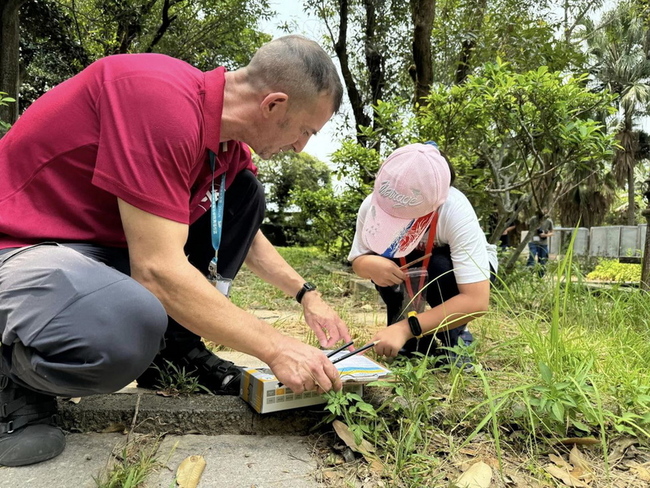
[372,279,491,357]
[351,254,406,287]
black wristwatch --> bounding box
[407,311,423,338]
[296,282,317,304]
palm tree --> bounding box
[581,1,650,225]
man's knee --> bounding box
[16,277,166,396]
[0,245,167,396]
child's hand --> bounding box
[372,322,412,357]
[368,258,406,287]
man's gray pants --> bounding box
[0,243,167,397]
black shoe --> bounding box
[137,342,243,396]
[0,374,65,466]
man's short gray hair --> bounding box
[247,35,343,113]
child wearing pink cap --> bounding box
[348,143,498,364]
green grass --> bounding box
[94,434,165,488]
[148,359,213,396]
[240,246,650,487]
[93,246,650,486]
[230,246,377,311]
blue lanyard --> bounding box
[209,150,227,258]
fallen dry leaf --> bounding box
[609,437,638,464]
[459,447,481,456]
[101,422,127,433]
[68,397,81,404]
[321,469,338,481]
[629,463,650,482]
[569,466,595,484]
[502,471,532,487]
[569,445,593,473]
[332,420,384,475]
[544,464,590,487]
[454,461,493,488]
[176,455,206,488]
[368,458,385,476]
[550,453,572,470]
[332,420,375,455]
[482,456,500,470]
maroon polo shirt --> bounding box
[0,53,255,249]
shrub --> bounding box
[586,259,641,282]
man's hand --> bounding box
[301,292,352,348]
[372,322,413,358]
[266,336,343,393]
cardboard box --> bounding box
[240,353,392,414]
[240,367,364,414]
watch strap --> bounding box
[296,282,317,304]
[407,311,423,338]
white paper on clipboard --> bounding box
[327,351,392,382]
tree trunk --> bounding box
[333,0,372,149]
[504,215,544,273]
[0,0,25,126]
[146,0,177,52]
[627,162,636,224]
[363,0,385,156]
[454,0,487,84]
[109,0,159,55]
[364,0,383,104]
[641,208,650,290]
[410,0,435,104]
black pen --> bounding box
[325,340,355,358]
[330,340,380,365]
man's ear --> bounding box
[260,92,289,119]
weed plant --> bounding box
[312,236,650,486]
[94,435,164,488]
[149,360,212,396]
[587,259,642,282]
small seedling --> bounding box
[150,360,212,396]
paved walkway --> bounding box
[0,433,320,487]
[0,350,332,487]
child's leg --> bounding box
[424,246,474,350]
[376,284,407,326]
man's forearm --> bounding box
[131,255,285,366]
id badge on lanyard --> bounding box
[207,148,231,296]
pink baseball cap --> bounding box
[362,143,451,258]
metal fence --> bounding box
[522,225,647,259]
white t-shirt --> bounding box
[348,187,498,285]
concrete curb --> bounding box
[57,393,328,436]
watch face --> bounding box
[296,282,317,304]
